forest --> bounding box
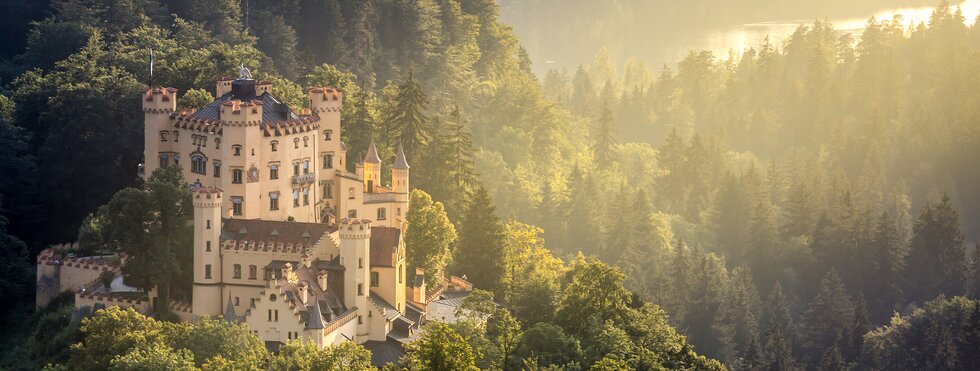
[0,0,979,370]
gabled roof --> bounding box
[221,219,335,245]
[370,227,401,267]
[393,143,410,169]
[224,293,237,322]
[364,140,381,164]
[307,297,326,329]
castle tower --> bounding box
[142,87,177,178]
[339,218,372,341]
[192,187,223,317]
[220,79,264,219]
[392,142,410,195]
[362,140,381,193]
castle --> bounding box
[37,73,472,360]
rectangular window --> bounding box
[160,131,169,142]
[323,183,332,199]
[159,154,169,168]
[233,264,241,279]
[303,160,310,174]
[270,164,279,179]
[205,265,212,279]
[250,298,256,307]
[359,258,363,268]
[371,272,379,287]
[358,315,363,324]
[233,146,241,156]
[377,208,386,220]
[206,220,211,229]
[213,161,221,178]
[267,309,272,322]
[232,197,243,216]
[172,154,180,167]
[234,297,240,306]
[349,187,355,199]
[269,192,279,210]
[249,265,257,280]
[293,190,300,207]
[323,154,333,169]
[357,283,363,296]
[303,188,309,206]
[232,169,243,184]
[274,310,279,322]
[325,130,332,140]
[293,162,299,176]
[206,241,211,251]
[173,131,179,142]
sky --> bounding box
[498,0,978,76]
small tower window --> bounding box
[324,130,332,140]
[160,131,169,142]
[205,241,211,251]
[233,145,242,156]
[213,161,221,178]
[358,283,364,296]
[215,138,221,149]
[231,197,243,216]
[206,220,211,229]
[323,154,333,169]
[205,264,212,279]
[377,208,386,220]
[270,164,279,179]
[270,141,278,152]
[359,258,363,268]
[348,187,355,199]
[269,192,279,210]
[173,131,179,142]
[294,138,300,149]
[303,136,309,147]
[233,264,242,279]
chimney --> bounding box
[298,281,309,303]
[317,270,328,291]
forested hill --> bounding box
[0,0,979,370]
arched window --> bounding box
[190,154,207,175]
[303,136,309,147]
[270,141,278,152]
[232,169,243,184]
[233,264,242,279]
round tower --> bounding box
[339,218,372,341]
[192,187,224,317]
[142,87,177,178]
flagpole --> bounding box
[149,48,154,87]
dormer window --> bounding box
[233,145,242,156]
[271,141,278,152]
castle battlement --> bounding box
[221,239,312,255]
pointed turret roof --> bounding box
[394,142,410,169]
[364,140,381,164]
[224,293,236,322]
[307,297,326,329]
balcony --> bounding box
[292,173,317,185]
[364,193,396,204]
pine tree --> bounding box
[344,0,379,88]
[344,88,377,171]
[443,105,476,218]
[801,270,854,364]
[817,345,845,371]
[760,282,795,348]
[849,294,870,363]
[970,243,980,299]
[565,166,599,256]
[385,72,431,164]
[666,239,693,322]
[747,199,780,290]
[782,180,818,238]
[710,173,750,266]
[602,185,632,262]
[871,211,905,321]
[906,194,967,302]
[591,100,617,169]
[723,266,761,362]
[454,186,506,294]
[764,318,799,371]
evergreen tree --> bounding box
[817,345,845,371]
[454,186,506,294]
[782,180,818,238]
[871,211,906,320]
[385,72,431,164]
[800,270,854,364]
[849,294,870,362]
[970,243,980,299]
[591,100,617,169]
[760,282,794,345]
[564,166,599,256]
[763,319,799,371]
[747,199,780,290]
[906,194,967,302]
[723,266,761,362]
[443,105,477,218]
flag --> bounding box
[149,48,154,77]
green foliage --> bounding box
[383,72,430,162]
[454,186,506,294]
[178,88,214,110]
[863,296,980,371]
[402,322,478,371]
[513,322,582,369]
[268,341,376,371]
[405,189,457,283]
[108,343,197,371]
